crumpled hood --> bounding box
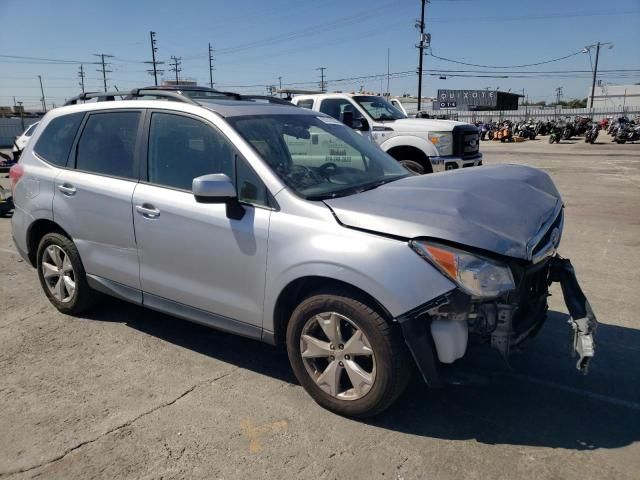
[324,165,562,259]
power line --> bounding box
[427,49,584,69]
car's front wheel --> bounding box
[286,290,411,417]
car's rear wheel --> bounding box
[37,233,100,315]
[286,291,411,417]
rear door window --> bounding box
[75,111,141,179]
[33,113,84,167]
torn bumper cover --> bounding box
[548,256,598,373]
[396,255,597,387]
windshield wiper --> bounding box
[307,176,406,201]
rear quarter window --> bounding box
[296,99,314,109]
[33,113,84,167]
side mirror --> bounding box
[341,110,369,131]
[193,174,245,220]
[193,174,236,203]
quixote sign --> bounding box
[436,89,498,109]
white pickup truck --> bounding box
[291,93,482,174]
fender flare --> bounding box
[379,135,439,161]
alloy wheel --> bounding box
[300,312,376,400]
[41,245,76,303]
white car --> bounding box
[292,93,482,174]
[12,122,39,158]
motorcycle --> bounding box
[548,124,562,144]
[615,123,640,144]
[584,124,600,144]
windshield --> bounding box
[353,95,406,121]
[228,114,410,200]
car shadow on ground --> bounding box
[82,301,640,451]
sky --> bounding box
[0,0,639,110]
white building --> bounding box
[587,84,640,109]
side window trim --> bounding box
[72,109,144,181]
[233,153,276,210]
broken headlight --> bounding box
[410,240,515,298]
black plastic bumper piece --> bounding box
[548,256,598,373]
[395,290,469,388]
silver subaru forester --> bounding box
[10,91,597,417]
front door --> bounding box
[133,111,271,328]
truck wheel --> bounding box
[286,291,411,418]
[36,233,101,315]
[399,159,425,175]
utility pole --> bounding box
[78,64,86,93]
[584,41,613,109]
[17,101,25,130]
[589,42,601,109]
[554,86,563,119]
[416,0,429,111]
[386,48,390,97]
[208,43,215,88]
[278,76,282,97]
[145,31,164,86]
[94,53,113,92]
[38,75,46,112]
[169,56,182,85]
[317,67,327,92]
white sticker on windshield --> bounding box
[316,116,344,126]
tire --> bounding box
[286,290,411,418]
[36,233,101,315]
[548,136,554,144]
[399,159,425,175]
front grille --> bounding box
[531,209,563,257]
[452,125,480,159]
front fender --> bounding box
[379,135,440,159]
[262,209,456,334]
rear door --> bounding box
[53,109,143,291]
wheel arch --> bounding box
[270,276,394,347]
[26,219,71,267]
[385,145,433,174]
[381,137,437,174]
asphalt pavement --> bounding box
[0,138,639,479]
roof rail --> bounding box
[240,95,292,105]
[63,89,296,108]
[64,89,200,106]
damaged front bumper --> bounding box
[396,255,597,388]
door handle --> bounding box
[58,183,76,196]
[135,204,160,218]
